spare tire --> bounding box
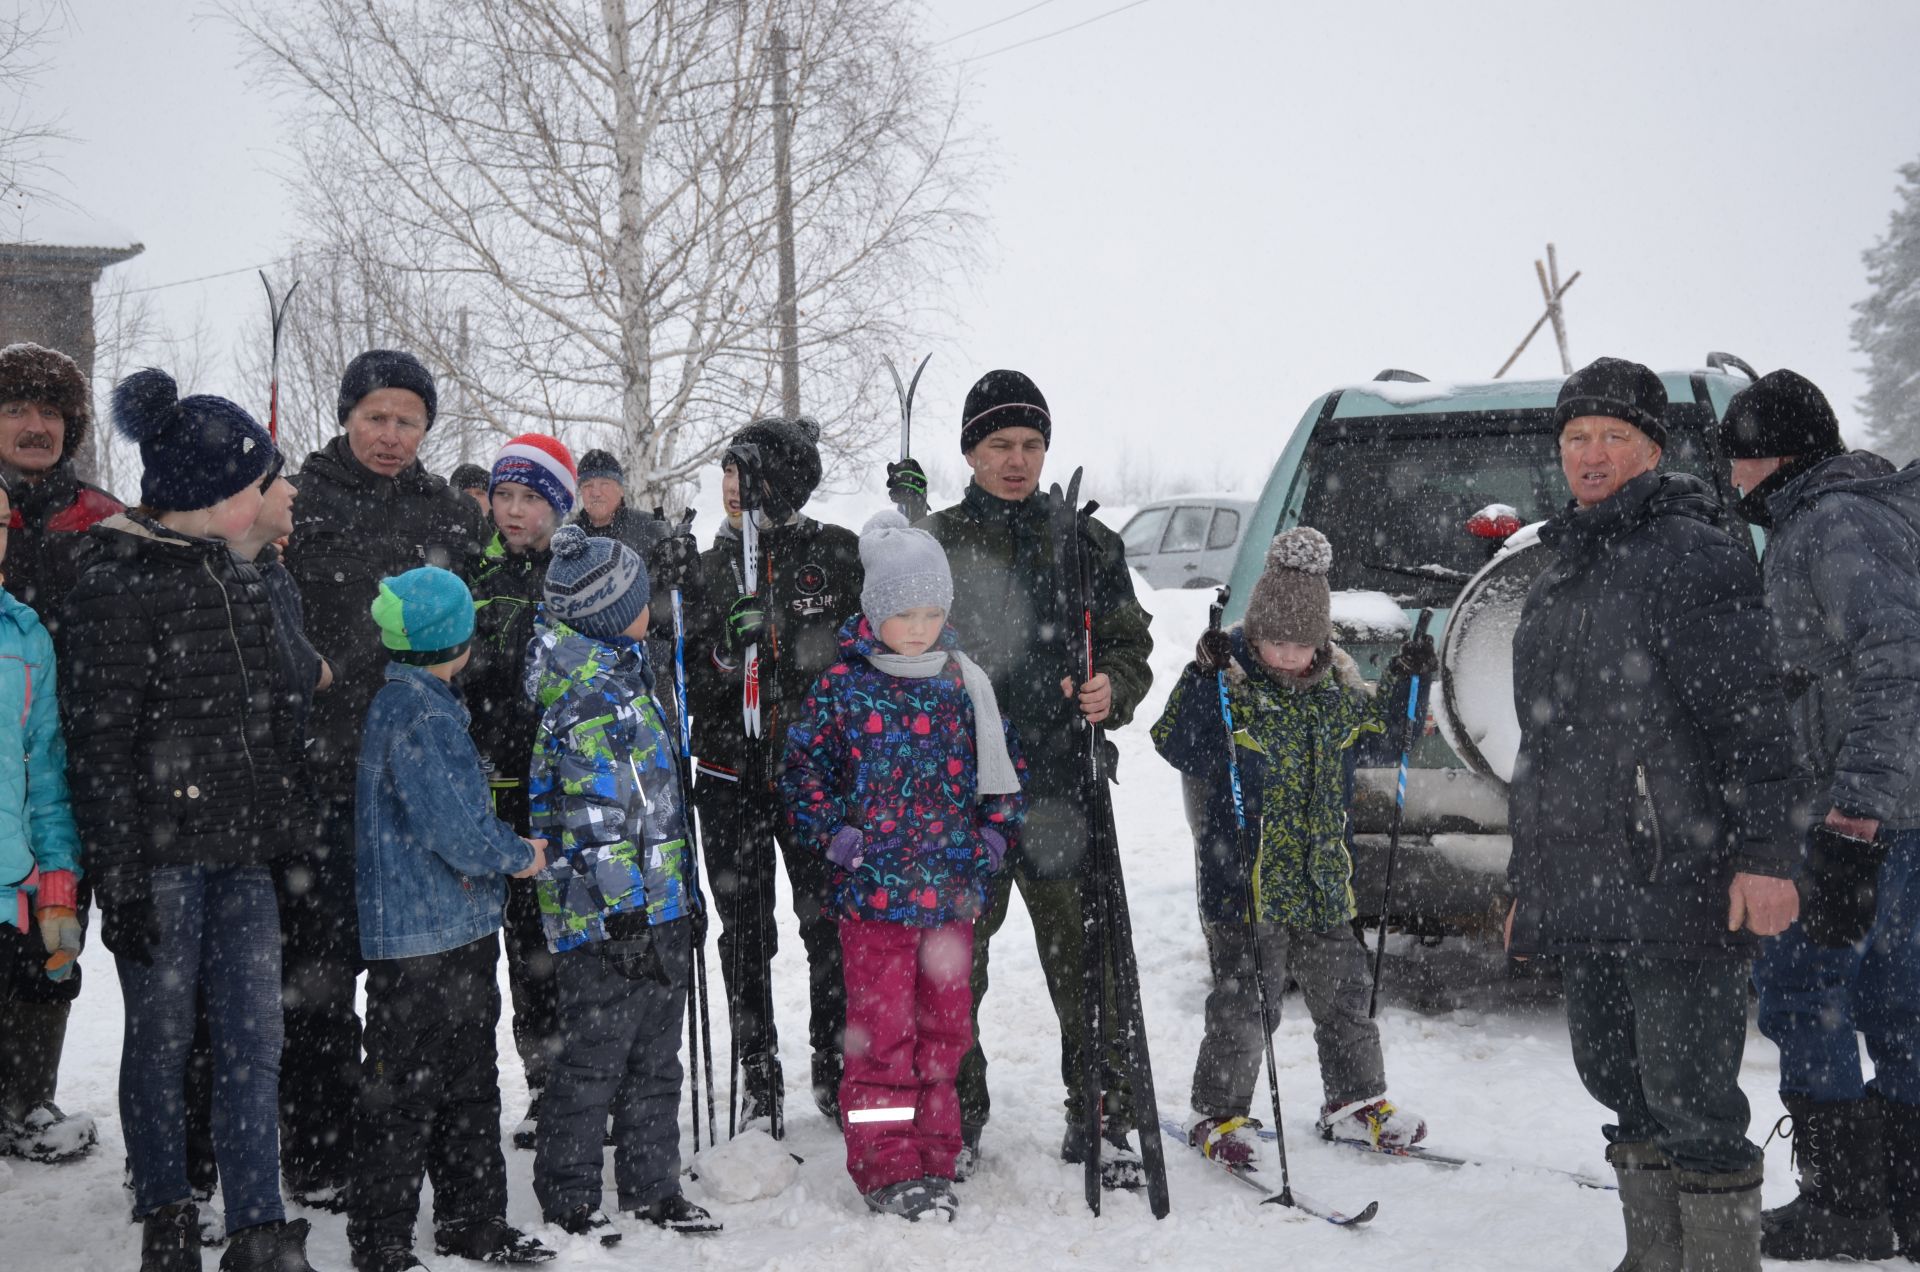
[1433,531,1548,786]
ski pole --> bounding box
[1367,608,1435,1019]
[1207,587,1303,1211]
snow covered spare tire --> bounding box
[1433,530,1548,786]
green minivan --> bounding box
[1220,355,1762,933]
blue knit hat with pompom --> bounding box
[113,368,277,512]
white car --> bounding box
[1119,496,1254,590]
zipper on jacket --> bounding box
[207,558,261,792]
[1635,763,1664,882]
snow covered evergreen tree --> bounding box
[1853,158,1920,462]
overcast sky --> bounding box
[21,0,1920,500]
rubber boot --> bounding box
[1761,1094,1897,1261]
[1676,1164,1763,1272]
[1607,1141,1682,1272]
[1878,1091,1920,1262]
[6,1000,70,1107]
[141,1201,204,1272]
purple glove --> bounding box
[827,826,865,871]
[981,827,1008,873]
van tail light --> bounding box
[1466,503,1523,541]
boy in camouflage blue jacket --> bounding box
[525,526,717,1240]
[1152,528,1434,1169]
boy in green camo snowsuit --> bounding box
[1152,527,1433,1168]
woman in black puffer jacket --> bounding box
[58,369,320,1272]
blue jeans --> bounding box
[117,865,285,1230]
[1756,827,1920,1104]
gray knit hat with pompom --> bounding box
[859,508,953,624]
[1245,526,1332,648]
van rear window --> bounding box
[1293,404,1731,608]
[1295,414,1564,608]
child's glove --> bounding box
[1388,634,1439,679]
[826,827,864,871]
[33,869,82,981]
[980,827,1008,873]
[1195,629,1232,673]
[1801,824,1888,948]
[725,594,771,653]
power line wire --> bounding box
[123,259,288,294]
[933,0,1065,47]
[956,0,1153,64]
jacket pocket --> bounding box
[1631,763,1665,883]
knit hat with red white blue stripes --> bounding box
[489,433,578,516]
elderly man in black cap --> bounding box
[1506,356,1806,1272]
[1720,369,1920,1264]
[277,349,485,1207]
[685,416,861,1134]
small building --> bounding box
[0,204,144,380]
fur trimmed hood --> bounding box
[1220,626,1371,697]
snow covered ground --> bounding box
[1,584,1865,1270]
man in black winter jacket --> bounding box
[1508,357,1805,1272]
[685,417,860,1131]
[277,349,484,1205]
[1721,369,1920,1263]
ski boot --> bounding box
[434,1216,557,1263]
[1761,1095,1897,1261]
[1319,1096,1427,1150]
[1186,1114,1261,1168]
[141,1201,203,1272]
[629,1192,723,1235]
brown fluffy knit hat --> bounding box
[1245,526,1333,648]
[0,342,92,461]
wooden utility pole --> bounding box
[1494,243,1580,379]
[770,28,801,418]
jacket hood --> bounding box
[90,510,233,562]
[1540,471,1725,553]
[1220,624,1368,696]
[1769,449,1918,527]
[836,612,961,660]
[0,585,44,635]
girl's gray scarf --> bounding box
[866,648,1021,798]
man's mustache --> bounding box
[13,432,56,450]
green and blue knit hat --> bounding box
[371,566,475,665]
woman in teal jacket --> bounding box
[0,469,89,1163]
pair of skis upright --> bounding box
[1047,467,1170,1221]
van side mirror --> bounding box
[1465,503,1523,541]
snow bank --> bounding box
[1330,589,1411,643]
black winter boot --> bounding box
[812,1051,842,1122]
[141,1201,204,1272]
[220,1218,319,1271]
[1761,1094,1897,1261]
[1878,1091,1920,1262]
[740,1053,784,1134]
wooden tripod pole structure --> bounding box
[1494,243,1579,379]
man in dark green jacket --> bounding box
[903,369,1154,1184]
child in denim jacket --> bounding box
[527,525,715,1242]
[351,566,553,1272]
[780,510,1025,1222]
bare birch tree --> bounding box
[0,2,70,223]
[228,0,977,505]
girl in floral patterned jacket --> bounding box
[780,510,1024,1222]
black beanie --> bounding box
[961,369,1051,452]
[1552,356,1668,448]
[337,350,439,430]
[448,462,490,492]
[1721,369,1843,461]
[727,416,822,519]
[114,368,277,513]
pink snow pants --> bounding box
[837,917,974,1195]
